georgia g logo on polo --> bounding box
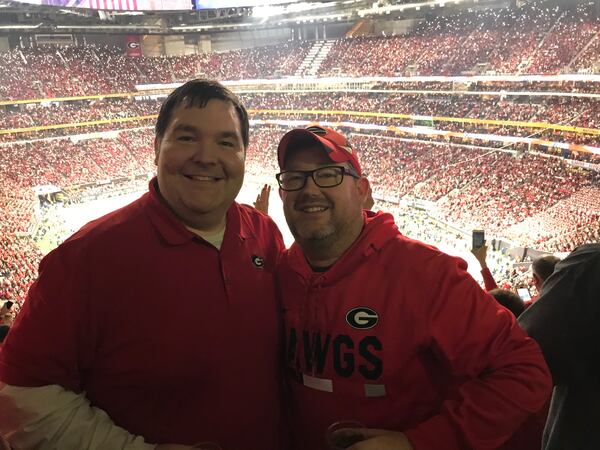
[346,307,379,329]
[251,255,265,268]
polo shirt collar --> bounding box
[144,178,248,246]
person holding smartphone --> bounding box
[275,125,552,450]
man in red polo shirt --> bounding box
[0,80,284,450]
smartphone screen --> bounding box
[517,288,531,302]
[472,229,485,250]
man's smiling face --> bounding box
[154,99,245,228]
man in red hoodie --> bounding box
[275,125,552,450]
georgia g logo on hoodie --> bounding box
[346,307,379,329]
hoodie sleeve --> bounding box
[404,254,552,450]
[480,267,499,291]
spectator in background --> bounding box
[519,243,600,450]
[275,125,551,450]
[488,288,526,317]
[0,302,12,320]
[471,243,500,291]
[0,325,9,345]
[532,255,561,292]
[472,245,562,300]
[0,80,285,450]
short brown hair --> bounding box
[155,79,249,148]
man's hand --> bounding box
[470,243,488,269]
[347,429,414,450]
[253,184,271,215]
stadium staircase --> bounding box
[440,31,474,74]
[294,41,334,77]
[130,59,147,82]
[567,32,600,73]
[518,12,565,74]
[346,19,374,38]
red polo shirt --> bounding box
[0,179,285,450]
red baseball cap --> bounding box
[277,125,362,176]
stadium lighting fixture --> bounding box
[252,1,336,19]
[253,5,285,18]
[290,1,338,12]
[58,9,87,16]
[55,24,160,30]
[358,0,469,16]
[283,12,347,22]
[172,22,256,31]
[112,11,145,15]
[0,23,42,29]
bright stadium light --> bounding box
[253,5,285,18]
[0,23,43,29]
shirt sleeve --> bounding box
[0,245,155,448]
[0,244,95,390]
[404,255,552,450]
[0,383,155,450]
[480,267,499,291]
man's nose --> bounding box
[191,140,217,164]
[300,174,322,194]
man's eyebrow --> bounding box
[171,124,198,133]
[216,131,241,141]
[170,126,241,142]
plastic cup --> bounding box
[326,420,367,450]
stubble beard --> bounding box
[291,219,337,251]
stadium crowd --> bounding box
[3,92,599,152]
[1,124,598,304]
[0,1,597,307]
[0,3,598,101]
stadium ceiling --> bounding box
[0,0,590,34]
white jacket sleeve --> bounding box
[0,383,156,450]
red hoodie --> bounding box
[278,211,551,450]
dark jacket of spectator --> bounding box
[519,243,600,450]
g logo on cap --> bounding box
[346,307,378,329]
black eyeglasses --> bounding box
[276,165,359,192]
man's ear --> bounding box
[357,176,369,196]
[153,136,161,166]
[357,177,374,210]
[278,187,284,200]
